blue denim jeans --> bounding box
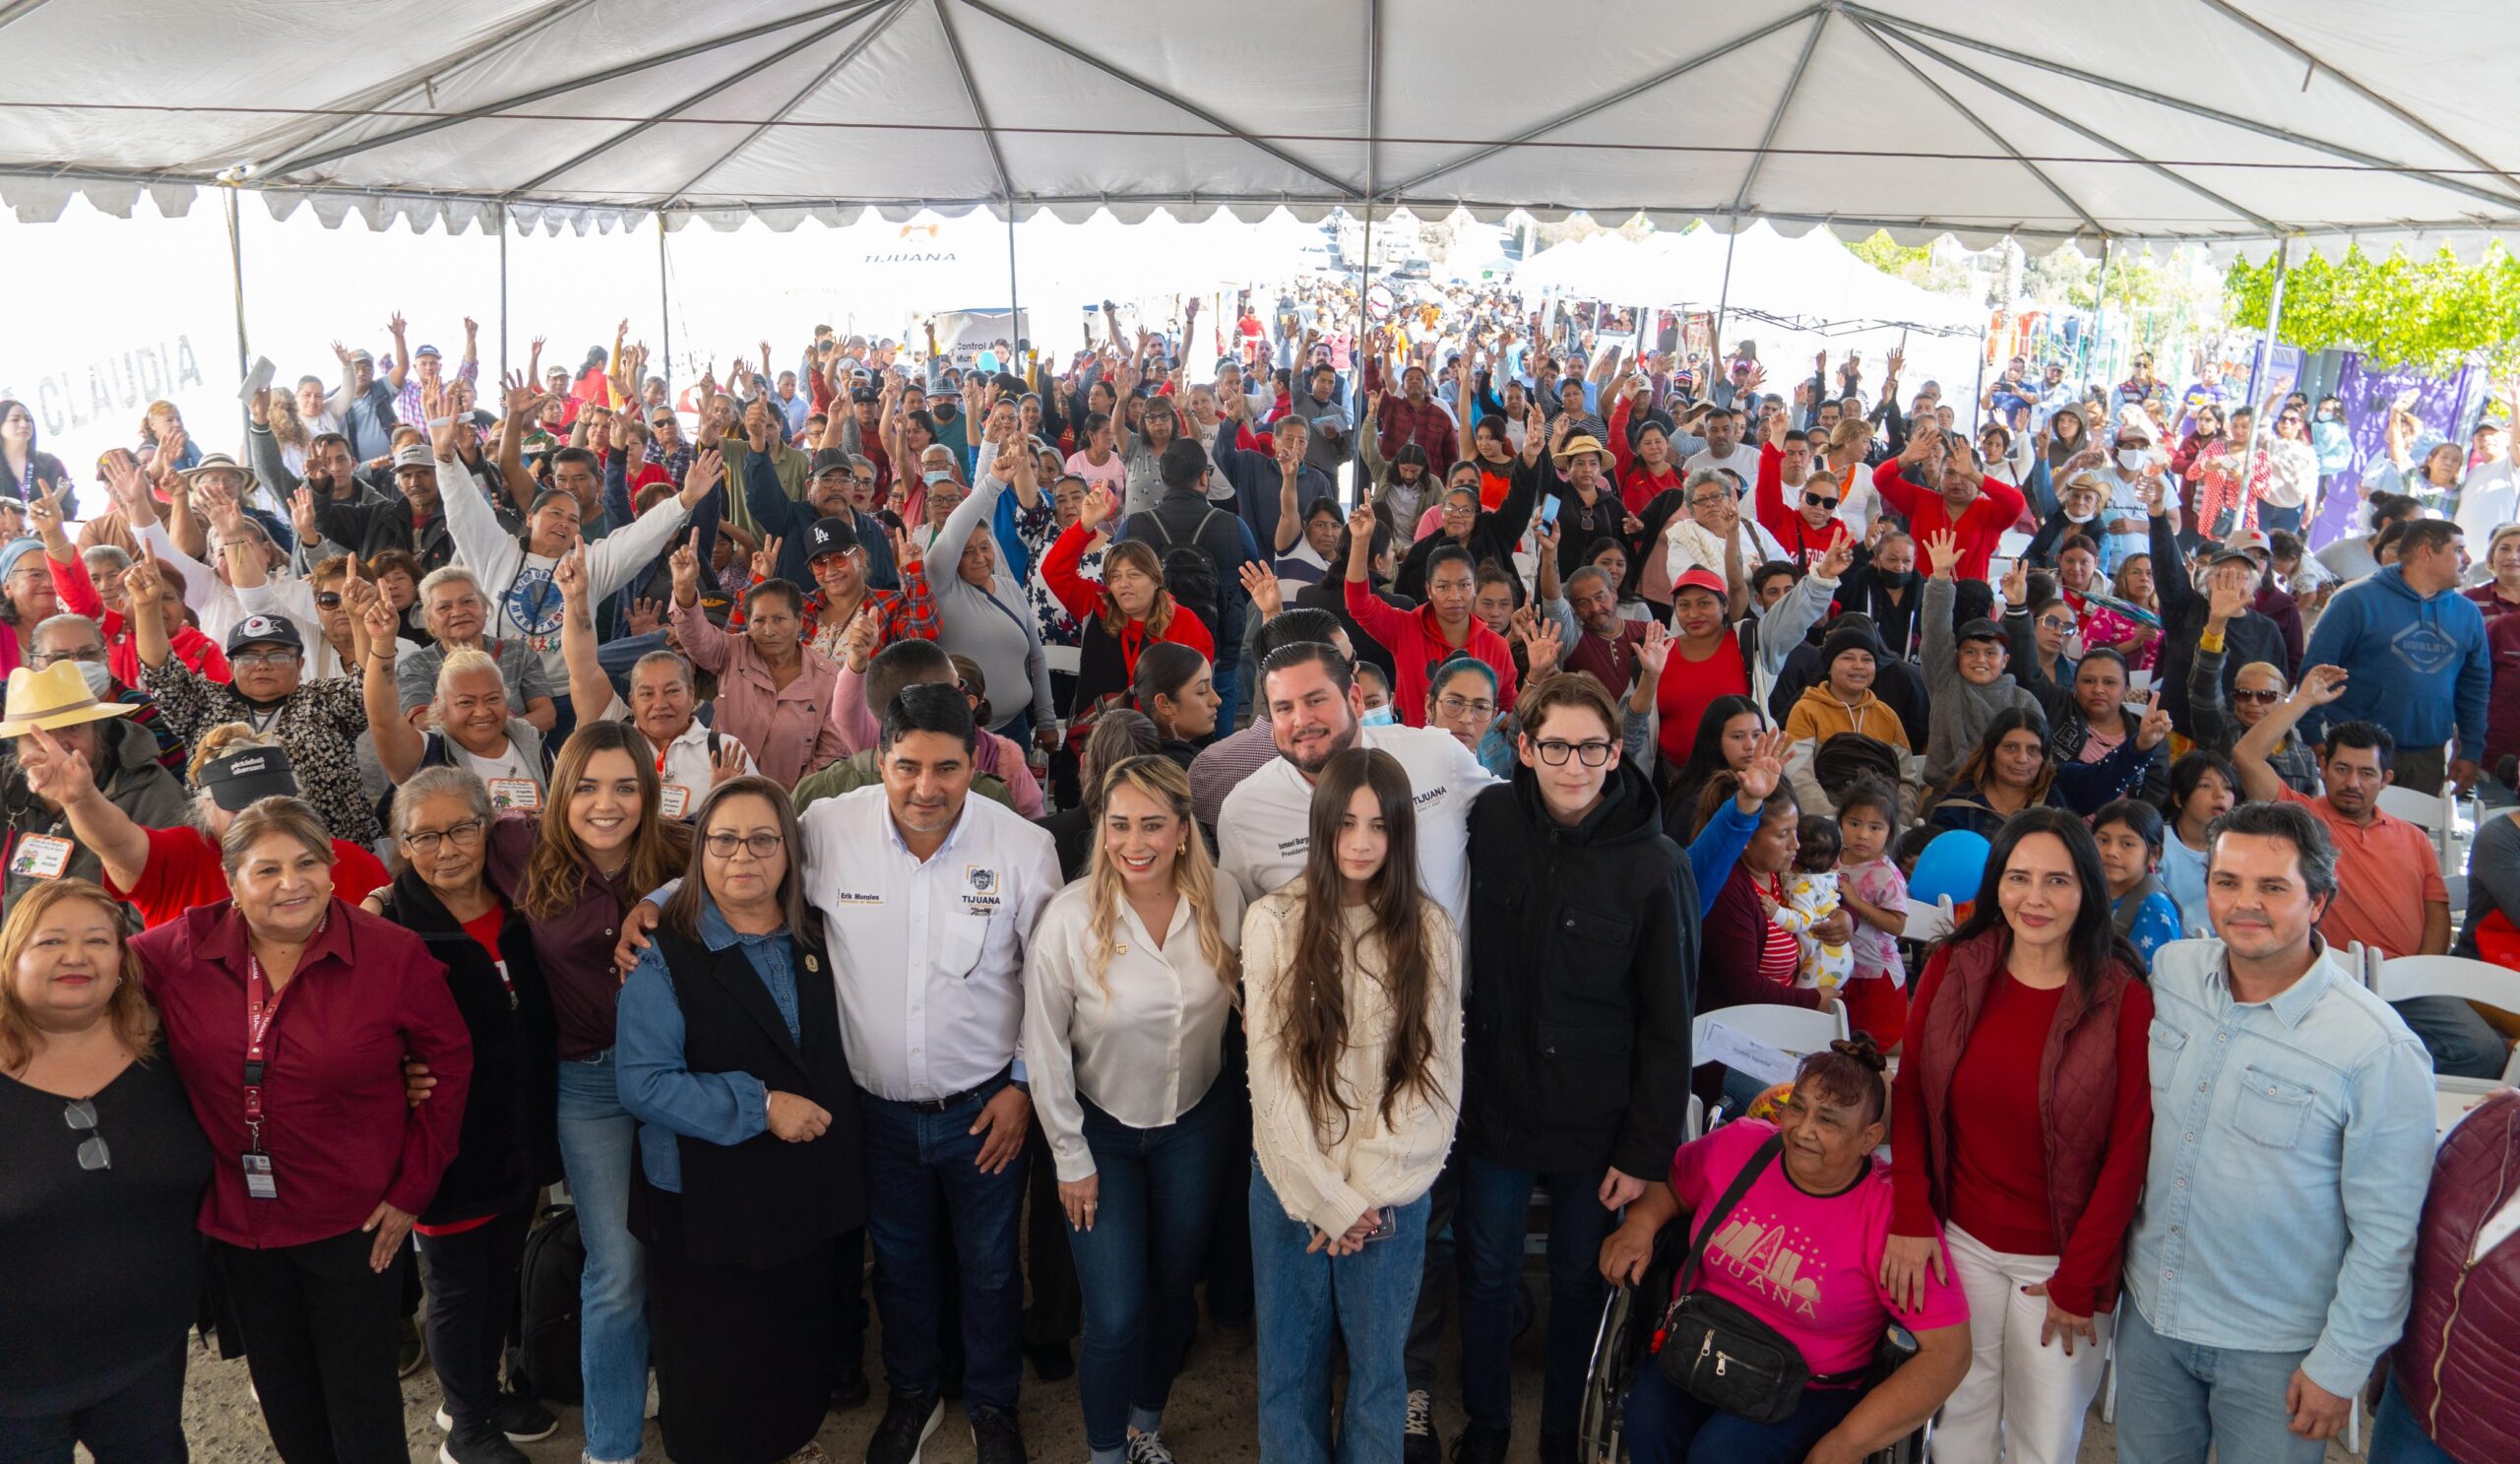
[554,1050,647,1464]
[1249,1162,1430,1464]
[1620,1363,1863,1464]
[2112,1300,2328,1464]
[1453,1154,1617,1438]
[2369,1373,2462,1464]
[861,1081,1029,1415]
[1062,1084,1230,1452]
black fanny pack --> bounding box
[1651,1133,1864,1424]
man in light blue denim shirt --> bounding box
[2117,801,2435,1464]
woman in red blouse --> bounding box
[1884,807,2154,1464]
[1040,489,1213,737]
[131,796,472,1464]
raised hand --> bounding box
[121,545,163,606]
[2296,664,2349,707]
[1737,728,1791,802]
[552,541,589,607]
[888,525,922,575]
[1923,528,1961,580]
[709,737,749,788]
[1814,525,1855,580]
[289,487,321,547]
[668,529,703,604]
[2207,576,2248,623]
[1523,617,1565,677]
[387,310,408,338]
[1237,559,1284,619]
[18,727,96,808]
[2002,556,2029,605]
[501,370,536,417]
[624,598,664,637]
[839,604,880,673]
[1634,621,1672,678]
[750,534,785,586]
[2135,705,2174,750]
[359,583,401,645]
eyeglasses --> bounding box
[2231,687,2285,705]
[1802,492,1840,510]
[229,650,299,669]
[1689,493,1732,509]
[64,1099,108,1171]
[1533,738,1615,767]
[403,817,486,856]
[31,644,106,667]
[2037,617,2077,633]
[1435,694,1495,719]
[704,831,785,860]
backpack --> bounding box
[1150,507,1227,638]
[511,1203,585,1405]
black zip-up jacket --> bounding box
[373,868,560,1226]
[1461,757,1699,1179]
[2148,509,2290,736]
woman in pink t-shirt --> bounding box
[1598,1038,1971,1464]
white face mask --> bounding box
[1359,704,1398,726]
[76,661,113,698]
[2117,448,2149,472]
[2065,506,2098,525]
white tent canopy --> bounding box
[4,0,2517,258]
[1513,226,1983,334]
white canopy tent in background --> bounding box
[1513,224,1990,407]
[3,0,2515,258]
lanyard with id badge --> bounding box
[240,940,307,1200]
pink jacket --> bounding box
[669,602,849,788]
[828,661,1043,816]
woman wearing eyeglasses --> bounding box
[0,880,212,1464]
[616,777,862,1464]
[364,767,561,1464]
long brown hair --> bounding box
[1082,756,1235,1004]
[1095,540,1177,639]
[661,776,807,941]
[1279,747,1444,1145]
[0,880,156,1074]
[521,721,691,922]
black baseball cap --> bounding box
[850,386,880,405]
[1955,617,2007,645]
[807,516,860,560]
[199,745,301,811]
[223,613,304,656]
[809,448,853,478]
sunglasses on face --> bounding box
[1802,491,1839,510]
[2232,687,2284,705]
[314,592,344,609]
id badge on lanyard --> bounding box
[241,952,284,1199]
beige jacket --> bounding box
[1243,880,1463,1237]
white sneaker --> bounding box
[1125,1432,1176,1464]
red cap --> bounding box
[1672,567,1729,600]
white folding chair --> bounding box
[2377,783,2461,881]
[2373,954,2520,1083]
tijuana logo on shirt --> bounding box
[962,864,1001,913]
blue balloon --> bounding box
[1909,829,1991,909]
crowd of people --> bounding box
[2,287,2515,1464]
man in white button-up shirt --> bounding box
[796,682,1061,1464]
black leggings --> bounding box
[418,1206,533,1432]
[0,1342,189,1464]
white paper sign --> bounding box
[1698,1021,1801,1090]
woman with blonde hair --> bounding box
[1024,755,1245,1464]
[0,879,212,1463]
[1244,746,1462,1464]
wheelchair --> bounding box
[1573,1212,1933,1464]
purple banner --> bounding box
[2307,352,2477,549]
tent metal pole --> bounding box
[1005,205,1020,372]
[2234,235,2292,510]
[657,213,672,394]
[1350,0,1379,510]
[1971,329,1989,435]
[223,185,249,383]
[2086,236,2114,390]
[497,206,511,381]
[1713,223,1738,345]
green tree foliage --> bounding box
[2224,244,2520,374]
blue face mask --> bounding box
[922,469,953,486]
[1360,704,1398,726]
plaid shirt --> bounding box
[652,439,696,486]
[799,558,941,659]
[394,358,479,430]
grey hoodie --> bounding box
[1922,574,2043,789]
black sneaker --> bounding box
[434,1393,561,1444]
[1450,1423,1508,1464]
[1537,1432,1575,1464]
[831,1367,871,1411]
[1404,1390,1441,1464]
[1025,1341,1074,1382]
[970,1405,1028,1464]
[866,1389,944,1464]
[438,1422,529,1464]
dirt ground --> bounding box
[168,1287,2356,1464]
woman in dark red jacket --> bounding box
[132,796,472,1464]
[2374,1088,2520,1464]
[1883,807,2153,1464]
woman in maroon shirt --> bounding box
[131,796,472,1464]
[1883,807,2153,1464]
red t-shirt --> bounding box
[1655,629,1751,763]
[106,825,389,929]
[1945,973,2068,1255]
[460,904,507,961]
[1869,459,2025,581]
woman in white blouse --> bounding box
[1023,755,1244,1464]
[1242,746,1463,1464]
